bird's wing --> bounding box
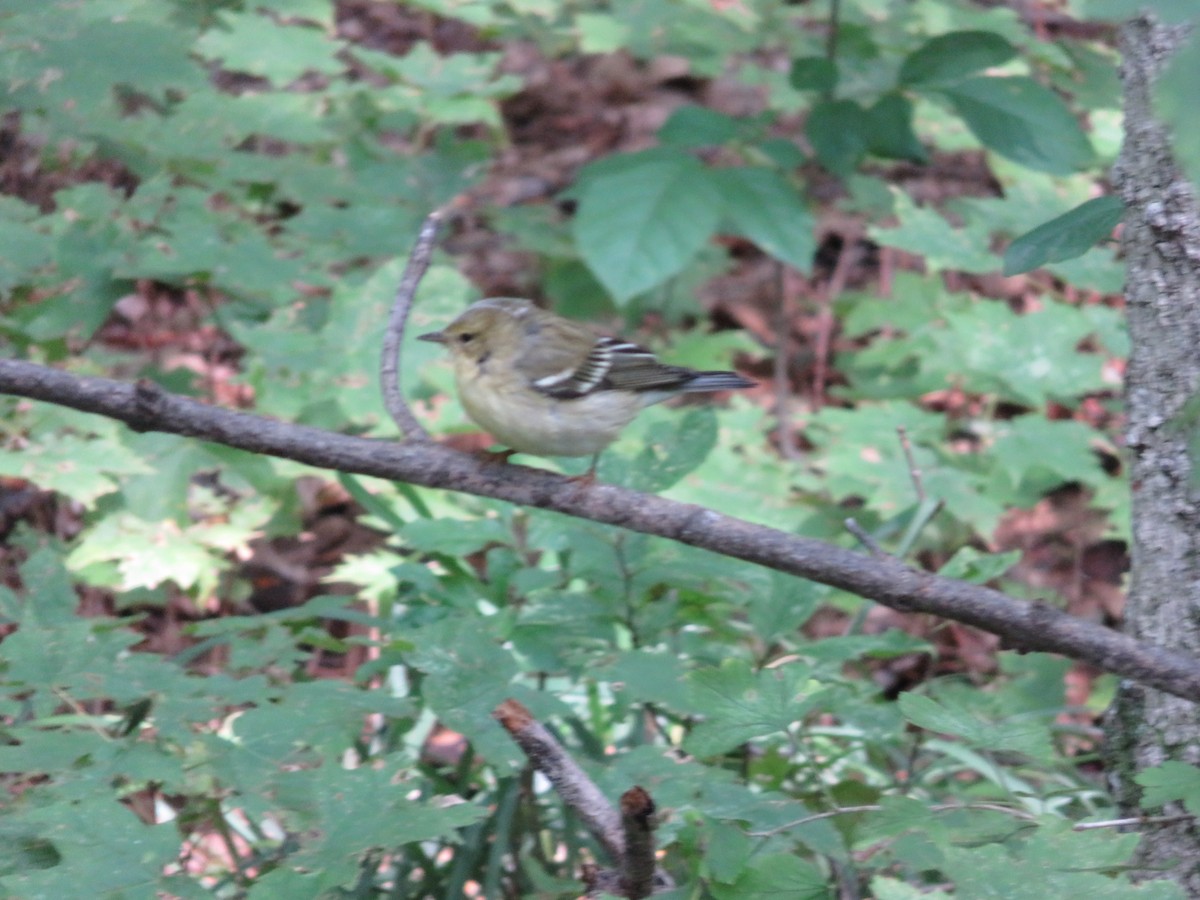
[518,319,691,398]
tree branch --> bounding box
[379,207,447,441]
[3,359,1200,703]
[493,700,625,864]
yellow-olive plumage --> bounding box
[419,298,754,460]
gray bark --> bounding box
[1108,15,1200,890]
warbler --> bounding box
[418,298,754,471]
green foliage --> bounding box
[572,146,815,303]
[1135,762,1200,816]
[0,0,1167,896]
[1004,196,1125,275]
[1154,25,1200,193]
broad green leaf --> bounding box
[0,547,80,627]
[1083,0,1197,24]
[575,12,630,53]
[942,302,1105,405]
[900,31,1017,86]
[1004,195,1124,274]
[710,853,830,899]
[806,99,871,176]
[701,817,754,883]
[404,618,526,767]
[938,548,1021,583]
[865,93,928,163]
[261,764,486,891]
[684,659,822,757]
[0,797,183,897]
[871,876,952,900]
[1136,761,1200,814]
[747,573,824,638]
[899,692,988,743]
[789,56,837,93]
[1155,30,1200,194]
[938,76,1096,174]
[712,166,815,272]
[0,197,53,292]
[900,693,1053,759]
[399,517,511,557]
[989,417,1107,492]
[594,649,691,709]
[869,190,997,273]
[3,15,203,115]
[659,105,740,147]
[195,11,345,85]
[603,407,720,492]
[0,435,152,507]
[573,150,723,302]
[66,510,263,594]
[940,827,1185,899]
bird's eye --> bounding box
[458,333,475,344]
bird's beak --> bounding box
[418,330,446,344]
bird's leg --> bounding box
[566,453,600,486]
[475,447,518,465]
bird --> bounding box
[418,298,754,476]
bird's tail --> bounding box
[680,371,756,393]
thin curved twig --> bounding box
[748,801,1039,837]
[379,208,448,441]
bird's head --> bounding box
[419,298,535,369]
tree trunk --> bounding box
[1107,15,1200,891]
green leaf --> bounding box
[659,105,740,148]
[0,797,183,896]
[869,190,997,273]
[747,573,824,638]
[603,407,720,492]
[573,150,722,302]
[938,548,1021,584]
[1155,30,1200,194]
[0,435,152,507]
[710,853,830,899]
[683,659,821,757]
[575,12,630,53]
[900,31,1017,86]
[1136,761,1200,814]
[871,876,952,900]
[938,76,1096,174]
[900,692,1053,759]
[990,417,1107,491]
[865,93,927,163]
[195,11,345,85]
[899,692,988,743]
[260,764,487,892]
[1083,0,1197,24]
[400,517,511,557]
[0,547,80,627]
[943,302,1105,405]
[594,649,691,709]
[805,99,871,176]
[1003,195,1124,275]
[404,618,526,766]
[712,166,815,272]
[66,509,265,595]
[789,56,837,93]
[939,823,1185,899]
[0,198,54,292]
